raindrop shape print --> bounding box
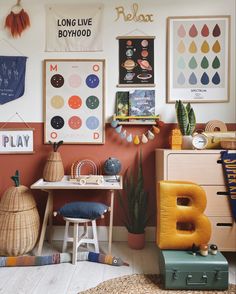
[201,41,210,53]
[201,56,209,69]
[213,24,221,37]
[177,72,185,85]
[212,72,221,85]
[189,24,198,37]
[189,41,197,53]
[188,56,197,69]
[201,24,209,37]
[212,56,220,69]
[201,72,209,85]
[189,72,197,85]
[212,40,221,53]
[177,57,186,69]
[177,40,185,53]
[177,24,186,37]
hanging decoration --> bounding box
[5,0,30,38]
[110,117,164,145]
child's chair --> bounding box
[57,201,108,264]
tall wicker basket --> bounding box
[0,172,40,256]
[43,151,64,182]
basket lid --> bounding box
[0,185,36,212]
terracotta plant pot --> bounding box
[127,232,145,250]
[43,151,64,182]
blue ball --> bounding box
[103,157,121,175]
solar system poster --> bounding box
[167,16,230,103]
[117,36,155,87]
[44,59,105,144]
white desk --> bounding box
[31,175,123,256]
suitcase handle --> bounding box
[186,273,208,285]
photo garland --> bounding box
[117,36,155,87]
[167,16,230,103]
[44,59,105,144]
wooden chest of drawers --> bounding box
[155,149,236,252]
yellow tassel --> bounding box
[134,135,140,145]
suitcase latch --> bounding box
[186,273,208,285]
[215,270,221,280]
[172,269,178,280]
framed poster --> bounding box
[167,16,230,103]
[0,128,34,154]
[117,36,155,87]
[44,59,105,144]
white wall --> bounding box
[0,0,235,123]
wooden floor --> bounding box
[0,242,235,294]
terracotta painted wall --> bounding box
[0,122,235,227]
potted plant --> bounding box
[118,150,148,249]
[175,100,196,149]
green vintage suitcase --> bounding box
[158,249,228,290]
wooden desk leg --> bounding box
[108,189,114,254]
[37,191,53,256]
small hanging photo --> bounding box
[117,36,155,87]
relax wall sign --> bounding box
[0,129,34,154]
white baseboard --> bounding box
[47,226,156,242]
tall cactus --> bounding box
[175,100,196,135]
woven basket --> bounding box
[43,151,64,182]
[0,185,40,256]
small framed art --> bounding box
[44,59,105,144]
[117,36,155,87]
[167,16,230,103]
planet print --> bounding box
[122,59,137,71]
[126,40,132,46]
[126,49,133,57]
[141,39,148,47]
[141,50,149,58]
[137,59,152,70]
[124,72,135,81]
[51,74,64,88]
[86,74,99,88]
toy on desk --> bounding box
[0,252,129,267]
[71,175,104,185]
[210,244,218,255]
[191,243,199,256]
[169,129,182,150]
[200,244,208,256]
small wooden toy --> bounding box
[200,244,208,256]
[210,244,218,255]
[169,129,182,149]
[73,175,104,185]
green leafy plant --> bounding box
[175,100,196,135]
[118,150,148,234]
[48,140,63,152]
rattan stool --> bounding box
[62,217,99,264]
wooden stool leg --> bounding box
[92,220,99,253]
[62,220,69,253]
[72,223,78,265]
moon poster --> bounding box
[167,16,230,103]
[117,36,155,87]
[44,59,105,144]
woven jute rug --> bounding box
[79,274,236,294]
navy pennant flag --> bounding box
[0,56,27,104]
[221,150,236,222]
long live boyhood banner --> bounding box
[221,151,236,222]
[45,4,103,52]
